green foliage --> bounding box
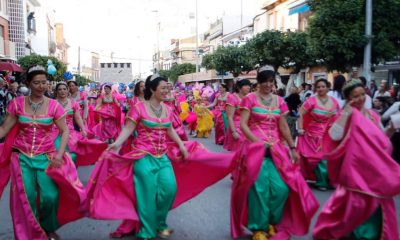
[74,74,92,86]
[307,0,400,72]
[242,30,315,73]
[160,63,196,82]
[202,45,254,77]
[17,54,67,81]
[201,54,215,70]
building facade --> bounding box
[55,23,68,64]
[99,62,133,84]
[8,0,26,59]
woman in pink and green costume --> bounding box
[297,78,339,190]
[54,82,107,166]
[92,84,122,143]
[0,66,86,240]
[208,83,229,145]
[231,69,319,240]
[68,80,88,122]
[313,80,400,239]
[86,75,235,240]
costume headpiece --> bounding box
[258,65,274,73]
[150,74,160,81]
[343,79,362,93]
[28,65,46,74]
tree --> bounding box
[160,63,196,82]
[246,30,315,74]
[246,30,288,72]
[74,74,92,86]
[307,0,400,72]
[17,54,67,81]
[202,45,254,77]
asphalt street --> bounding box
[0,132,399,240]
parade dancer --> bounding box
[297,78,339,190]
[68,80,88,122]
[92,84,122,143]
[194,96,214,138]
[129,80,145,108]
[86,75,234,240]
[224,79,251,151]
[164,82,188,141]
[54,82,107,166]
[313,80,400,240]
[0,66,85,240]
[208,84,229,144]
[231,69,319,240]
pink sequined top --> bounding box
[302,96,339,135]
[226,93,242,125]
[241,93,288,145]
[215,93,228,111]
[64,100,80,132]
[126,102,172,157]
[7,96,66,157]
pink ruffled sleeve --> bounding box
[226,94,237,107]
[302,97,314,112]
[240,94,253,111]
[278,97,289,114]
[127,104,141,124]
[6,98,18,116]
[53,101,67,121]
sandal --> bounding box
[157,229,174,239]
[47,232,60,240]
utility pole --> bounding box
[195,0,199,73]
[78,46,81,75]
[240,0,243,29]
[363,0,372,86]
[152,10,160,73]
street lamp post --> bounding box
[363,0,372,86]
[152,10,160,73]
[195,0,199,73]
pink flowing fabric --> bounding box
[10,151,86,240]
[165,100,188,141]
[61,100,108,166]
[297,96,339,179]
[86,141,235,236]
[313,109,400,239]
[92,97,122,141]
[0,125,18,198]
[230,142,319,239]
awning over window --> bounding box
[289,3,310,15]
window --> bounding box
[100,63,105,68]
[127,63,131,68]
[27,12,36,33]
[120,63,124,68]
[114,63,118,68]
[107,63,111,68]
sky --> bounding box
[46,0,264,77]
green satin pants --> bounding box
[134,154,177,238]
[352,207,382,240]
[54,135,76,163]
[248,157,289,231]
[315,160,330,188]
[19,153,59,233]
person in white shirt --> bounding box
[373,81,391,100]
[359,77,372,109]
[328,74,346,108]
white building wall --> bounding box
[100,62,133,84]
